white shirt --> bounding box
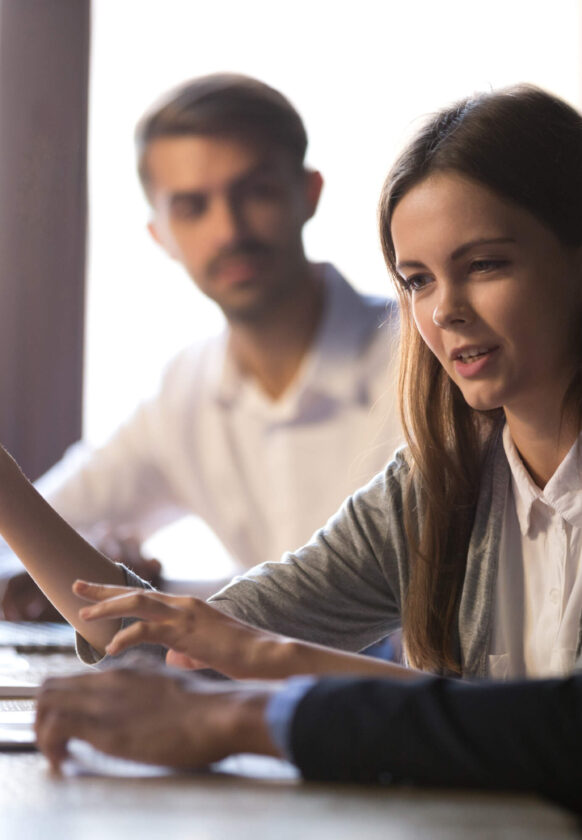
[26,264,402,573]
[490,425,582,679]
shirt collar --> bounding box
[212,263,393,414]
[502,423,582,536]
[298,263,393,403]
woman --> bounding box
[2,83,582,683]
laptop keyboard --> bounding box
[0,622,75,652]
[0,699,35,712]
[0,649,87,695]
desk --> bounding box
[0,643,579,838]
[0,750,579,839]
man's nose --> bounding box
[211,197,244,246]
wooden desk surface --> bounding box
[0,751,579,839]
[0,647,579,837]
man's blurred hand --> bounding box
[2,572,63,621]
[35,667,276,772]
[94,533,162,589]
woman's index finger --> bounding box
[72,579,137,601]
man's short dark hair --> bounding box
[136,73,308,193]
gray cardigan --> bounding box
[210,428,582,677]
[79,428,582,676]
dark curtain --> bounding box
[0,0,90,480]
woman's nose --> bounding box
[432,286,472,328]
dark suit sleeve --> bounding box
[289,675,582,813]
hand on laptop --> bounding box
[35,667,278,772]
[73,580,288,679]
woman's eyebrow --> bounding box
[450,237,516,261]
[395,259,426,274]
[396,238,516,273]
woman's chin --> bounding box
[459,388,504,413]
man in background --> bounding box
[2,73,401,619]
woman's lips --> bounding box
[452,345,499,377]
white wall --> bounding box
[86,0,582,576]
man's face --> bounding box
[145,135,322,322]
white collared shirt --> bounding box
[490,425,582,679]
[26,264,402,574]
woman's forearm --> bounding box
[262,636,419,681]
[0,446,125,651]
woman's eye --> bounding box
[401,274,431,292]
[470,258,508,274]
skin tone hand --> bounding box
[35,667,279,773]
[74,580,421,681]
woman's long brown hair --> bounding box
[379,85,582,674]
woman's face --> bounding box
[390,172,582,425]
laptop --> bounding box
[0,699,36,750]
[0,621,75,653]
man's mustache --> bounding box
[207,240,273,278]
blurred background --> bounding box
[86,0,582,445]
[1,0,580,579]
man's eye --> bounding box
[242,181,283,201]
[170,196,207,219]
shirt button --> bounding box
[549,588,560,605]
